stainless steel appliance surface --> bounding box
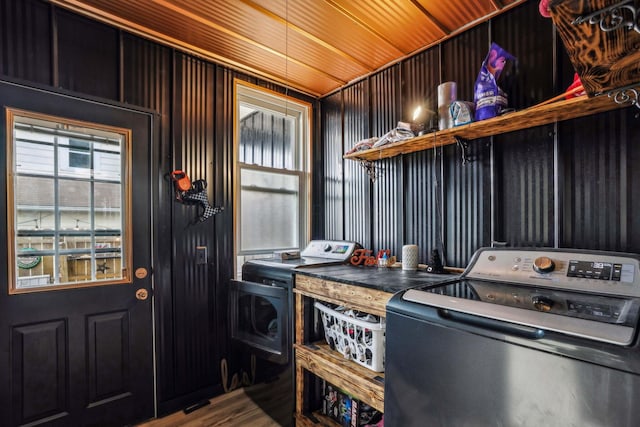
[230,240,359,427]
[385,247,640,427]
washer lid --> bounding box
[403,279,640,345]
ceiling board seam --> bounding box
[149,0,347,85]
[320,0,528,99]
[240,0,374,72]
[408,0,450,35]
[322,0,407,55]
[48,0,323,97]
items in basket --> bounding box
[315,301,386,372]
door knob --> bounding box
[136,288,149,300]
[135,267,148,279]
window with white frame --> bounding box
[235,81,311,273]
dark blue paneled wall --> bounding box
[3,0,640,416]
[319,0,640,267]
[0,0,315,416]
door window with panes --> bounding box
[6,109,132,293]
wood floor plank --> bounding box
[137,380,290,427]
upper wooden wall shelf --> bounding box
[343,95,627,162]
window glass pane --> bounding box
[240,168,299,251]
[95,257,121,279]
[58,179,91,230]
[238,107,296,170]
[58,139,91,179]
[16,235,55,249]
[94,145,121,181]
[15,138,54,175]
[94,182,122,230]
[16,254,54,287]
[96,234,122,251]
[61,235,90,251]
[15,176,54,230]
[8,110,130,292]
[68,139,91,168]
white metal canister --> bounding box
[438,82,457,130]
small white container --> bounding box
[402,244,419,271]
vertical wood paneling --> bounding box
[319,0,640,270]
[440,25,491,267]
[490,0,557,249]
[213,66,235,393]
[403,48,440,263]
[55,8,119,100]
[312,98,325,240]
[122,34,172,112]
[494,127,555,247]
[559,108,640,253]
[121,34,184,412]
[4,3,640,422]
[0,0,52,85]
[171,53,218,396]
[343,81,371,248]
[321,92,344,240]
[441,25,488,102]
[491,0,555,109]
[444,140,491,267]
[0,0,312,419]
[405,148,442,264]
[370,67,402,254]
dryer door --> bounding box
[230,279,289,364]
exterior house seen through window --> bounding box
[234,81,311,274]
[6,109,132,293]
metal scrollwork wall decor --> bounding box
[608,84,640,109]
[572,0,640,34]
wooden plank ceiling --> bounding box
[49,0,525,97]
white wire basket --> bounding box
[314,301,385,372]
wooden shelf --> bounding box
[343,94,627,162]
[294,275,391,319]
[294,411,339,426]
[295,342,385,412]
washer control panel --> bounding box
[466,248,640,297]
[300,240,359,261]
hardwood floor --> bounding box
[137,381,291,427]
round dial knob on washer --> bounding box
[323,244,332,252]
[532,296,554,312]
[533,256,555,274]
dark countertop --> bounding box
[294,264,460,294]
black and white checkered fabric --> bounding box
[181,188,224,222]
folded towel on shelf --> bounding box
[345,137,378,155]
[372,124,415,148]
